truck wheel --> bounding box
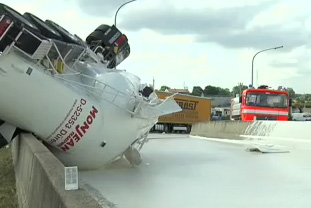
[95,24,110,33]
[186,125,191,134]
[86,30,106,46]
[0,4,41,52]
[45,20,82,45]
[149,125,155,132]
[86,30,117,68]
[164,124,169,133]
[23,13,63,41]
[0,4,39,33]
[86,24,111,46]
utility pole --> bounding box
[152,77,155,90]
[256,69,259,87]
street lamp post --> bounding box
[114,0,137,27]
[251,45,283,87]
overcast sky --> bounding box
[3,0,311,93]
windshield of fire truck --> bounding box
[246,92,288,108]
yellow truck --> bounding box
[151,91,212,133]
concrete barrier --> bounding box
[191,120,311,151]
[12,133,103,208]
[190,121,252,139]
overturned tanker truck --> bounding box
[0,4,181,170]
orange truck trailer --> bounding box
[151,91,212,133]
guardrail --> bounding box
[190,121,252,139]
[11,134,103,208]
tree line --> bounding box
[159,85,311,101]
[159,84,249,97]
[159,85,311,108]
[284,89,311,105]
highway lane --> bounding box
[80,133,311,208]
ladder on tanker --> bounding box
[2,27,145,116]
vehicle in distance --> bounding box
[151,91,212,133]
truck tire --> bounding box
[45,19,82,45]
[0,4,39,33]
[85,24,111,46]
[149,125,155,132]
[95,24,110,33]
[186,125,191,134]
[164,124,169,133]
[86,30,117,68]
[86,30,106,46]
[23,12,63,41]
[0,4,41,52]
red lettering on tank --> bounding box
[61,145,70,151]
[87,115,93,125]
[80,122,89,133]
[75,125,83,137]
[67,138,74,147]
[73,133,80,142]
[60,106,99,152]
[90,106,98,119]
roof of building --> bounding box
[166,88,190,94]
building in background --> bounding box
[165,88,190,94]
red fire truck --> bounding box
[230,85,291,121]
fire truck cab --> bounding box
[230,85,291,121]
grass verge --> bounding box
[0,146,17,208]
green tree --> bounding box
[305,94,311,101]
[159,85,170,91]
[191,86,204,96]
[295,93,302,99]
[232,84,248,97]
[286,87,295,98]
[295,94,311,102]
[204,85,219,95]
[218,88,230,96]
[305,102,311,108]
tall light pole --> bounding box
[114,0,137,27]
[251,45,283,87]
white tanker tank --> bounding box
[0,4,181,170]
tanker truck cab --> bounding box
[231,85,291,121]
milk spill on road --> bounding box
[80,131,311,208]
[243,121,311,151]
